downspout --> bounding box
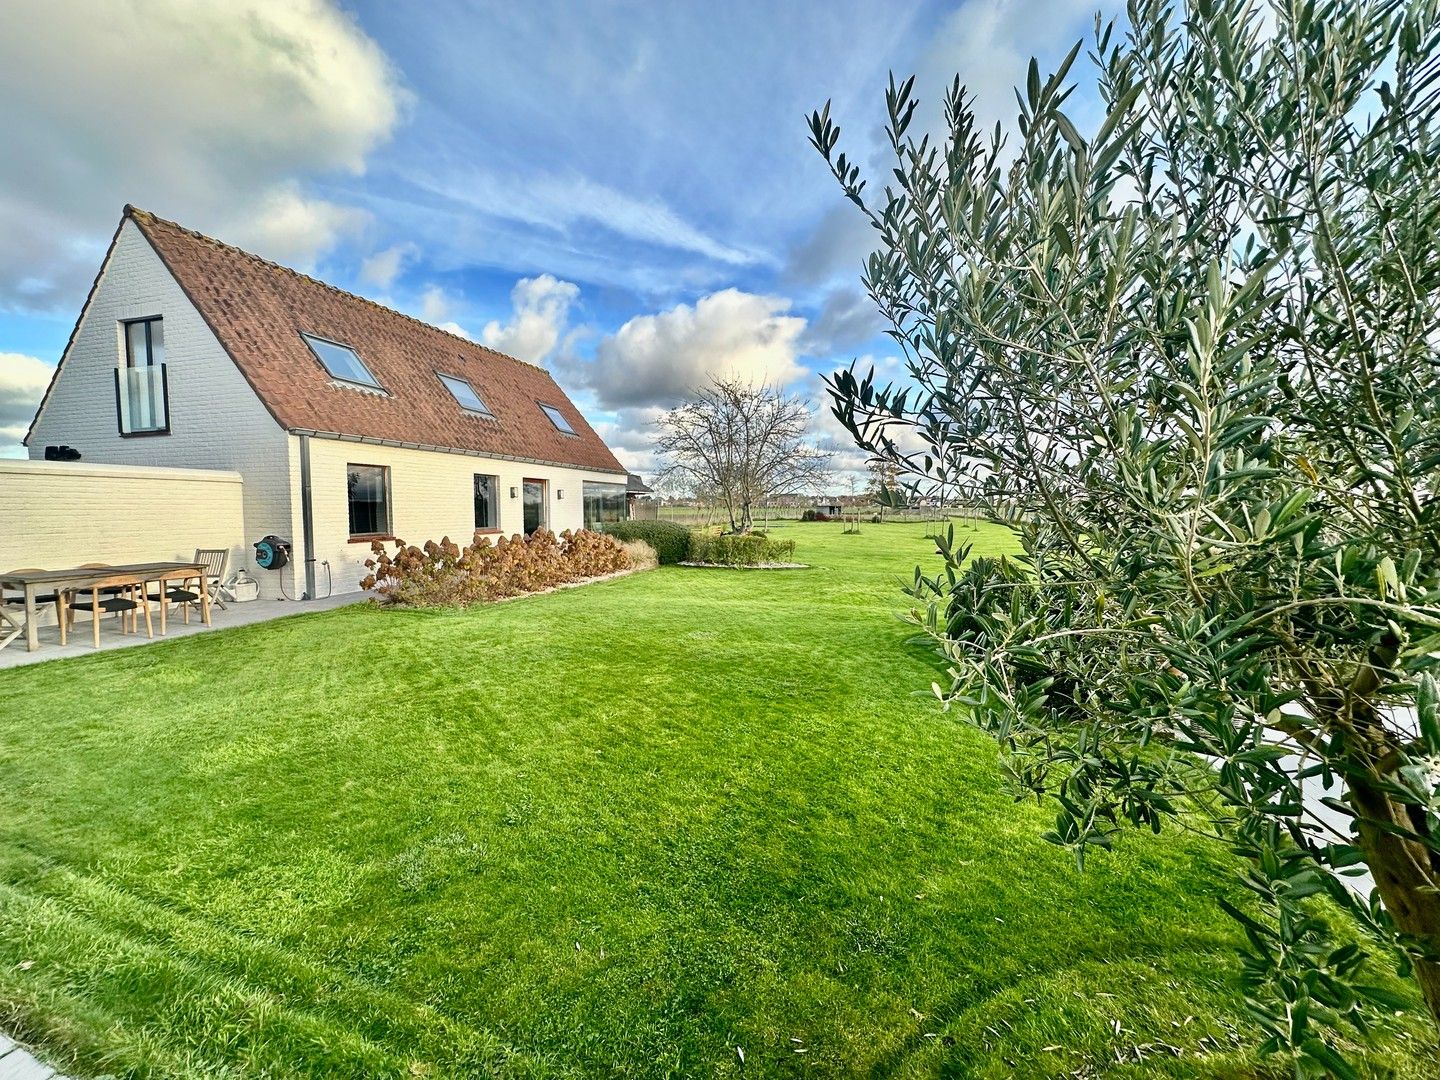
[299,433,317,601]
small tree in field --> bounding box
[812,0,1440,1069]
[655,377,830,533]
[867,458,901,521]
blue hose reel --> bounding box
[253,535,292,571]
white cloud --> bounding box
[590,406,666,475]
[414,167,765,268]
[420,285,454,324]
[227,184,371,269]
[914,0,1098,142]
[411,286,475,338]
[360,241,419,288]
[534,174,762,266]
[0,0,406,310]
[481,274,581,365]
[579,289,808,410]
[0,353,57,456]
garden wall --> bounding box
[0,459,245,573]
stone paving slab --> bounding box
[0,1035,62,1080]
[0,590,367,669]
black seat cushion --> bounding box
[146,588,199,603]
[73,595,138,613]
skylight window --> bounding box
[539,402,577,435]
[302,333,382,389]
[437,373,494,417]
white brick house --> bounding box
[23,206,631,599]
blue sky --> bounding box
[0,0,1101,473]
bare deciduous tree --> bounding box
[655,377,829,533]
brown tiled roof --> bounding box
[126,206,625,474]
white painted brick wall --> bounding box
[22,217,629,602]
[299,435,627,594]
[0,459,244,572]
[25,220,299,598]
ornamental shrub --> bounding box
[562,528,637,577]
[600,519,692,564]
[362,528,630,606]
[687,532,797,566]
[619,539,659,571]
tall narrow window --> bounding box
[474,473,499,530]
[347,464,391,539]
[523,479,546,535]
[116,316,169,435]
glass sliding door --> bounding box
[582,481,627,529]
[522,479,546,535]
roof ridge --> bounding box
[122,204,552,376]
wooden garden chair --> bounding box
[1,569,64,651]
[65,563,147,647]
[148,548,227,622]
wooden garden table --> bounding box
[0,561,210,652]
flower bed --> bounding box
[361,528,634,607]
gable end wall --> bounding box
[25,219,299,597]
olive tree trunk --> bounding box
[1349,773,1440,1027]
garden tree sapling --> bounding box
[868,458,902,520]
[811,0,1440,1068]
[654,376,830,533]
[844,472,865,533]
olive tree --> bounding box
[811,0,1440,1069]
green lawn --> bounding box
[0,522,1432,1078]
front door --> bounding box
[523,479,546,535]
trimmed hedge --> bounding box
[601,519,693,564]
[687,532,798,566]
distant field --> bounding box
[650,504,966,526]
[1,521,1432,1077]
